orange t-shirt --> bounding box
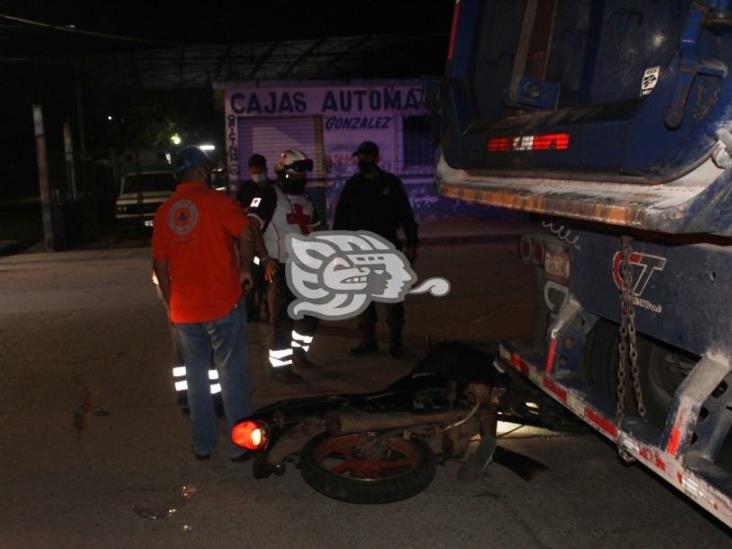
[152,182,248,323]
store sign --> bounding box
[226,86,426,117]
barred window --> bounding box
[402,116,434,167]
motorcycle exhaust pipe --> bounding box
[325,409,471,435]
[325,384,502,436]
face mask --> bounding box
[358,160,376,173]
[281,174,306,194]
[251,173,267,184]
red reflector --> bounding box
[533,241,544,264]
[231,420,268,451]
[511,353,529,375]
[520,237,531,261]
[545,337,558,374]
[584,408,618,439]
[542,377,568,403]
[667,425,682,456]
[447,0,461,61]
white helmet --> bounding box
[274,149,313,175]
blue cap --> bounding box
[174,146,211,173]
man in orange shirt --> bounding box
[152,146,254,461]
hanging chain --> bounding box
[617,236,646,430]
[616,238,629,428]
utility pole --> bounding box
[63,122,78,201]
[75,63,87,191]
[33,104,54,251]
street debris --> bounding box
[133,484,198,520]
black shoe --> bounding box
[194,452,210,461]
[292,348,314,370]
[271,368,303,384]
[350,341,378,357]
[230,451,254,463]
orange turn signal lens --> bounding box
[231,420,268,451]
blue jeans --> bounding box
[175,300,251,457]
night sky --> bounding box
[1,1,454,55]
[0,1,455,201]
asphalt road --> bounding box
[0,242,729,547]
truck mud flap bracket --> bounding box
[497,342,732,526]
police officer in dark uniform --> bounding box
[236,154,272,322]
[333,141,419,358]
[236,154,272,208]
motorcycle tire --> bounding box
[299,432,436,504]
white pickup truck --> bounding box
[115,170,176,232]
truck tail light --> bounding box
[487,137,513,152]
[231,420,269,451]
[486,132,571,153]
[520,235,532,263]
[533,239,545,264]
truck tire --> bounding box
[579,320,732,467]
[300,433,436,504]
[580,319,620,402]
[580,319,696,428]
[637,336,697,426]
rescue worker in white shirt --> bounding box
[247,149,321,384]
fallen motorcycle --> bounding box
[231,342,541,504]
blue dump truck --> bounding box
[438,0,732,525]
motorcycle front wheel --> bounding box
[300,432,436,504]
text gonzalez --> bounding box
[324,116,392,130]
[229,88,424,115]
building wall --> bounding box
[220,80,515,223]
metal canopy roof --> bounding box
[82,34,447,90]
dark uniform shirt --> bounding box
[236,179,272,210]
[333,169,418,249]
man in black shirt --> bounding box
[333,141,419,358]
[236,154,272,209]
[236,154,272,321]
